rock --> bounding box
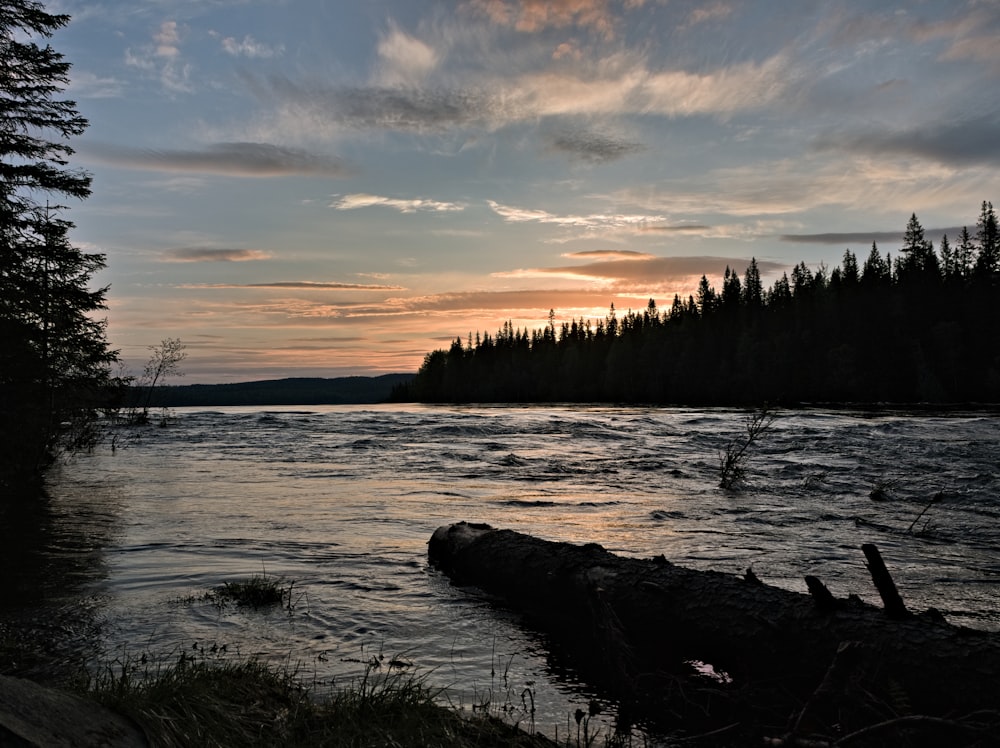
[0,675,147,747]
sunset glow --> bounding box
[55,0,1000,382]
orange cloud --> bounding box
[182,281,406,291]
[468,0,641,38]
[495,255,783,286]
[562,249,656,260]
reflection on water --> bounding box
[4,405,1000,736]
[1,470,126,684]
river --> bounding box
[4,405,999,739]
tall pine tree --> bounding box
[1,0,118,490]
[974,200,999,280]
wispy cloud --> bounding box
[331,193,465,213]
[494,255,785,286]
[684,1,736,28]
[487,200,667,232]
[562,249,655,260]
[544,127,644,163]
[220,34,284,59]
[69,70,124,98]
[813,115,1000,167]
[162,248,270,262]
[246,51,793,137]
[80,142,353,177]
[781,228,965,245]
[466,0,644,39]
[832,5,1000,70]
[125,20,194,93]
[612,151,989,221]
[185,281,406,290]
[375,21,440,86]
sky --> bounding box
[45,0,1000,383]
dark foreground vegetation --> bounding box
[398,206,1000,405]
[87,656,558,748]
[0,571,605,748]
[0,640,562,748]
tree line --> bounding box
[396,203,1000,405]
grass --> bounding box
[215,572,291,609]
[172,571,296,611]
[87,652,571,747]
[9,572,641,747]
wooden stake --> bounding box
[861,543,909,619]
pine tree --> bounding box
[742,257,763,307]
[861,242,891,287]
[956,226,976,279]
[840,249,859,286]
[1,0,118,489]
[897,212,938,280]
[974,200,999,280]
[696,275,717,315]
[721,266,741,310]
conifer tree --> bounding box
[861,242,891,286]
[840,249,859,286]
[0,0,118,489]
[897,212,939,280]
[696,275,717,315]
[974,200,999,279]
[956,226,976,278]
[742,257,763,307]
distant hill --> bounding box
[138,374,415,407]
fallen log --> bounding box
[429,522,1000,742]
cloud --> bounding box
[781,228,965,245]
[562,250,655,260]
[494,255,785,285]
[162,248,271,262]
[79,141,354,177]
[375,22,440,86]
[125,20,193,93]
[331,193,465,213]
[685,2,736,28]
[487,200,707,238]
[358,288,663,316]
[221,34,284,59]
[466,0,640,38]
[186,281,407,290]
[247,52,793,136]
[545,128,644,163]
[154,20,181,58]
[254,77,497,132]
[638,224,712,233]
[69,70,123,98]
[610,150,990,222]
[814,116,1000,167]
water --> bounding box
[6,405,1000,738]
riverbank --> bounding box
[0,654,577,748]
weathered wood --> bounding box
[804,575,837,612]
[429,522,1000,737]
[861,543,909,619]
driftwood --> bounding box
[429,522,1000,744]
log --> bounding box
[429,522,1000,739]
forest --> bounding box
[396,204,1000,405]
[138,374,413,407]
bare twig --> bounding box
[719,405,776,490]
